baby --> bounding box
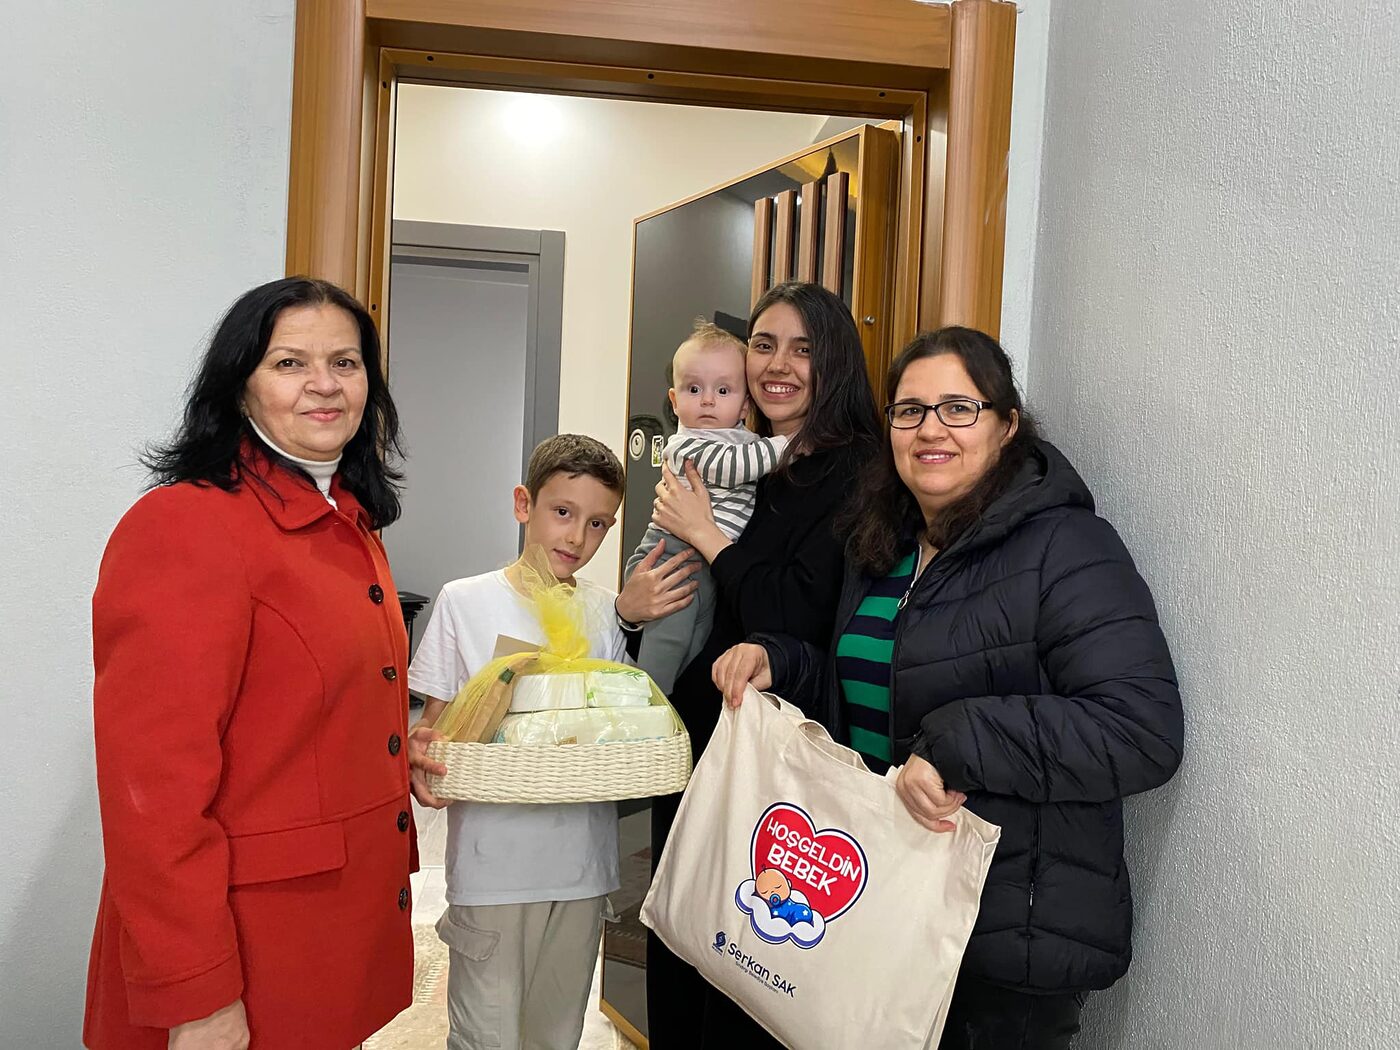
[624,320,788,692]
[755,868,813,926]
[756,868,792,908]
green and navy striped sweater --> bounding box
[834,550,917,773]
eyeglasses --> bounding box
[883,398,995,429]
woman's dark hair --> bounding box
[746,282,881,464]
[845,326,1040,575]
[143,276,404,528]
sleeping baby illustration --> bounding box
[754,868,814,926]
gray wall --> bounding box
[1029,3,1399,1047]
[0,2,295,1043]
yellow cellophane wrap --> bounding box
[434,546,679,742]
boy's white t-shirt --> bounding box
[408,569,625,906]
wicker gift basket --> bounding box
[422,553,692,804]
[425,730,692,804]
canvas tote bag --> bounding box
[641,687,1000,1050]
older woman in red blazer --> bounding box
[85,278,436,1049]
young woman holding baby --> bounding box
[615,280,882,1049]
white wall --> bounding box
[1029,2,1400,1047]
[0,2,295,1044]
[392,87,829,585]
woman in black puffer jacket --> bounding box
[712,327,1183,1050]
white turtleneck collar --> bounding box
[246,418,341,509]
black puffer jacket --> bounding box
[759,440,1182,993]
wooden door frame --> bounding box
[286,0,1018,340]
[365,49,925,359]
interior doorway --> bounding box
[390,85,895,587]
[381,84,896,1049]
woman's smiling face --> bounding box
[746,302,813,437]
[890,353,1018,522]
[241,303,367,462]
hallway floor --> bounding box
[365,798,639,1050]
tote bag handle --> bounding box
[745,686,867,772]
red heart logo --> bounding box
[750,802,868,922]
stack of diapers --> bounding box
[496,666,678,745]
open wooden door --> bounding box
[605,122,901,1046]
[748,124,902,395]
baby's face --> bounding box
[756,869,791,902]
[669,339,749,430]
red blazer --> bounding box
[84,449,416,1049]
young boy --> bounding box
[407,434,627,1050]
[624,320,789,692]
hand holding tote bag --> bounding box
[641,688,1000,1050]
